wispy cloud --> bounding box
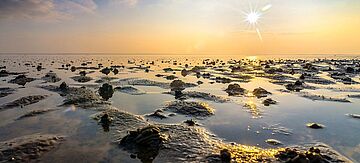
[0,0,98,21]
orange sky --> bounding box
[0,0,359,55]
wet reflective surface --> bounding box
[0,54,359,162]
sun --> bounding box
[246,11,261,25]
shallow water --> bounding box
[0,54,360,162]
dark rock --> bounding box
[164,101,214,117]
[101,67,111,75]
[306,123,325,129]
[225,84,246,96]
[100,113,112,132]
[99,83,114,101]
[0,95,48,110]
[253,87,271,98]
[170,80,186,91]
[220,149,231,162]
[183,119,196,126]
[119,125,166,163]
[113,68,119,75]
[42,72,61,83]
[263,98,277,106]
[71,76,92,83]
[9,75,35,86]
[146,109,167,119]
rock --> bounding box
[163,68,173,72]
[220,149,231,162]
[9,75,35,86]
[113,68,119,75]
[114,86,146,95]
[59,82,68,91]
[100,67,111,75]
[299,92,351,103]
[99,113,112,132]
[285,80,304,91]
[0,87,15,98]
[99,83,114,101]
[225,84,246,96]
[164,101,214,118]
[275,144,350,163]
[265,139,283,146]
[17,109,56,120]
[262,98,277,106]
[119,78,197,89]
[346,113,360,119]
[346,67,355,73]
[166,91,230,103]
[119,125,167,163]
[253,87,272,98]
[70,76,93,83]
[183,119,196,126]
[165,75,177,80]
[42,72,61,83]
[36,65,42,71]
[181,69,189,77]
[79,71,87,76]
[70,66,76,72]
[0,95,48,110]
[146,109,167,119]
[0,70,24,77]
[306,123,325,129]
[170,80,186,91]
[41,84,108,107]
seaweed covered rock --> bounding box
[276,144,351,163]
[146,109,167,119]
[115,86,146,95]
[0,95,48,110]
[0,70,24,77]
[119,125,167,163]
[164,101,214,118]
[225,84,246,96]
[263,98,277,106]
[285,80,304,92]
[42,72,61,83]
[0,134,64,162]
[17,109,56,120]
[170,80,186,91]
[253,87,271,98]
[9,75,35,86]
[40,84,108,107]
[166,91,230,103]
[70,76,93,83]
[99,83,114,101]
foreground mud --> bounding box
[0,134,64,163]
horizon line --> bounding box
[0,52,359,56]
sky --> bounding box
[0,0,359,55]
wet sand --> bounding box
[0,54,359,162]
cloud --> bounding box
[110,0,138,7]
[0,0,98,21]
